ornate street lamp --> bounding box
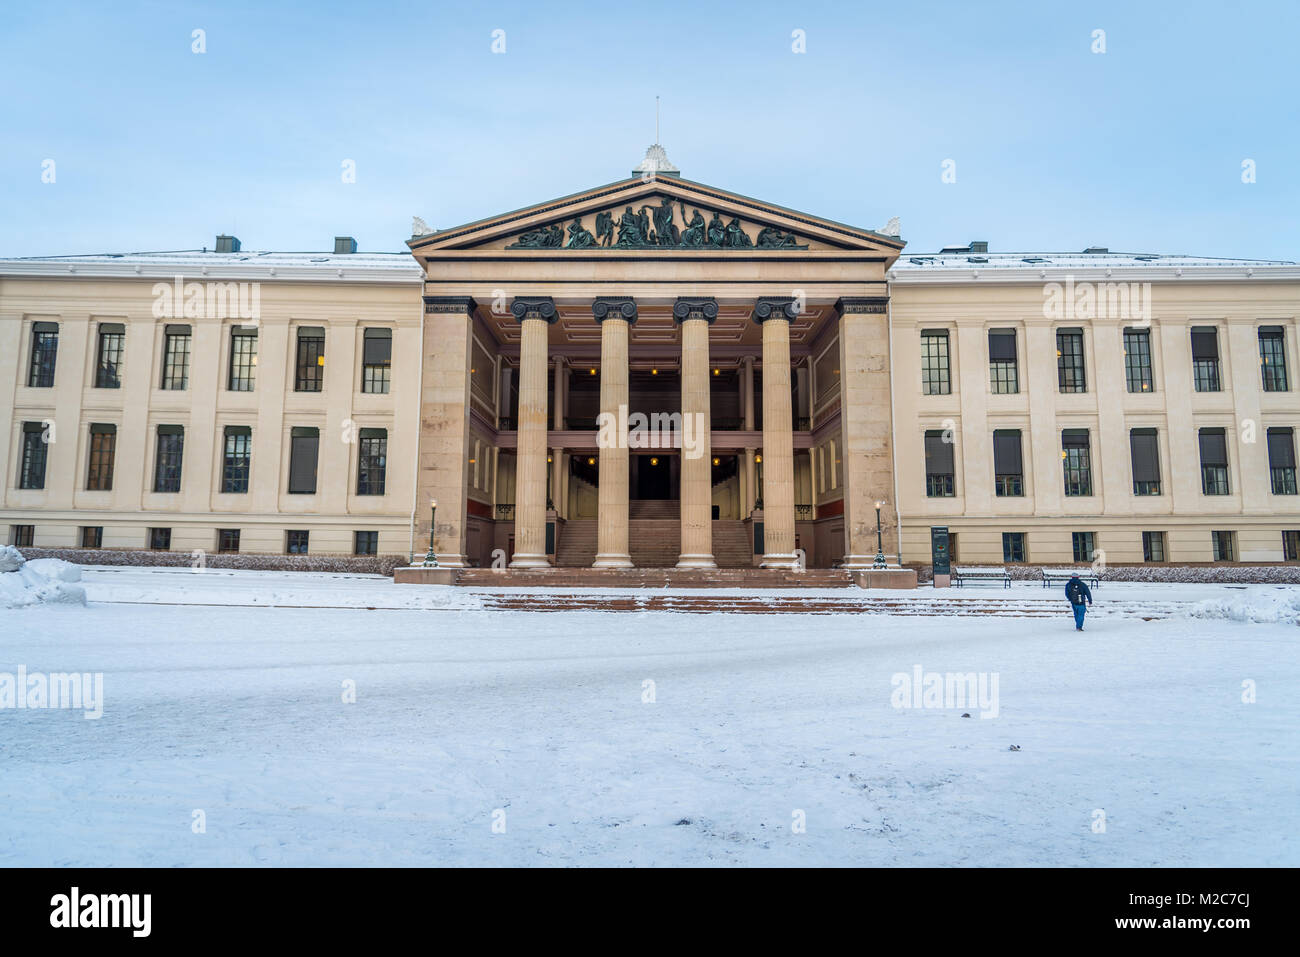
[873,500,887,569]
[424,499,438,567]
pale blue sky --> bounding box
[2,0,1297,259]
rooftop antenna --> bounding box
[655,95,660,144]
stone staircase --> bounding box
[554,500,754,569]
[452,567,859,589]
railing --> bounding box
[564,417,599,430]
[795,504,813,520]
[497,417,516,431]
[795,416,811,431]
[495,504,515,520]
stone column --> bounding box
[674,298,717,568]
[592,298,636,568]
[755,298,799,568]
[508,297,555,567]
[742,354,756,515]
[552,356,566,430]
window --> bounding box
[153,426,184,493]
[161,325,191,390]
[222,426,252,493]
[362,328,392,394]
[286,530,310,554]
[86,424,117,491]
[295,327,326,392]
[1284,530,1300,562]
[1130,428,1161,495]
[229,326,258,392]
[923,430,954,497]
[1071,532,1096,563]
[1142,531,1166,563]
[19,422,48,490]
[1062,429,1092,496]
[920,330,950,395]
[80,527,102,549]
[288,427,319,494]
[1191,327,1221,392]
[1124,328,1154,393]
[1267,427,1297,494]
[218,529,241,553]
[95,323,125,388]
[354,531,379,555]
[993,429,1023,496]
[1211,530,1235,562]
[1198,428,1230,495]
[28,322,58,387]
[357,429,387,496]
[149,527,172,551]
[1056,328,1086,393]
[1002,532,1026,563]
[11,525,34,548]
[1259,327,1288,392]
[988,329,1018,394]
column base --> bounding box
[508,553,552,569]
[675,554,717,569]
[760,552,801,569]
[592,554,634,569]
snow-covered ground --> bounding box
[1,565,1297,866]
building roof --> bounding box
[0,249,423,283]
[890,249,1300,283]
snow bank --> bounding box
[1189,586,1300,625]
[0,548,87,609]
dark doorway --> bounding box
[633,453,675,500]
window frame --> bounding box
[1123,328,1154,393]
[1056,328,1087,393]
[919,329,951,396]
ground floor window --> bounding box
[218,529,240,553]
[1071,532,1096,563]
[10,525,34,547]
[1142,531,1166,563]
[1283,531,1300,561]
[1002,532,1026,563]
[80,526,102,549]
[1211,530,1235,562]
[354,531,378,555]
[287,530,309,554]
[149,527,171,551]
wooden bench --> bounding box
[952,566,1012,588]
[1041,568,1101,589]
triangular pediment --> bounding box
[409,177,904,256]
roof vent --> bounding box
[969,240,989,253]
[1083,246,1109,254]
[215,234,241,253]
[333,236,357,254]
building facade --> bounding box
[3,160,1299,571]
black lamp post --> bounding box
[872,500,887,569]
[424,499,438,567]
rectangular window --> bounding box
[10,525,34,548]
[1199,428,1230,495]
[993,429,1023,496]
[153,425,184,493]
[149,527,172,551]
[1130,428,1161,495]
[1211,530,1235,562]
[1056,328,1086,393]
[28,322,59,387]
[217,529,240,553]
[1283,530,1300,562]
[288,427,319,494]
[1062,429,1092,496]
[229,326,258,392]
[988,329,1018,394]
[1002,532,1026,564]
[19,422,48,490]
[295,327,326,392]
[354,530,379,555]
[920,330,950,396]
[1124,328,1154,393]
[222,426,252,494]
[1267,427,1297,494]
[95,323,125,388]
[923,430,955,497]
[357,429,387,496]
[362,328,392,394]
[1259,327,1288,392]
[1191,327,1221,392]
[161,325,191,390]
[80,526,103,549]
[1071,531,1096,563]
[86,424,117,491]
[1142,531,1166,563]
[286,530,310,555]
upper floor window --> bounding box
[1056,328,1086,393]
[222,426,251,494]
[1259,326,1289,392]
[229,326,258,392]
[295,327,325,392]
[1267,427,1297,495]
[28,322,59,387]
[1062,429,1092,496]
[19,422,48,490]
[95,323,125,388]
[153,425,184,493]
[161,324,191,390]
[1124,328,1154,393]
[1191,327,1221,392]
[920,330,950,395]
[362,328,392,394]
[923,430,955,497]
[357,429,388,496]
[993,429,1023,496]
[1198,427,1230,495]
[988,329,1018,394]
[86,424,117,491]
[1129,428,1162,495]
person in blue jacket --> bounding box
[1065,573,1093,630]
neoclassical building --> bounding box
[4,152,1299,574]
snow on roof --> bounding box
[890,250,1300,283]
[0,249,424,283]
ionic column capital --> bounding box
[510,297,558,323]
[672,297,718,324]
[834,296,889,316]
[752,298,799,323]
[591,297,637,324]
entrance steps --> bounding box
[451,567,859,589]
[554,515,753,568]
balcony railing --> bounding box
[497,417,516,431]
[795,503,813,520]
[495,504,515,520]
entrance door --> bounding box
[633,453,675,499]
